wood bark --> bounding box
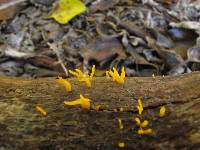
[0,72,200,150]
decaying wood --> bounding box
[0,72,200,149]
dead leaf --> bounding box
[49,0,86,24]
[90,0,119,12]
[26,55,63,71]
[82,36,126,69]
[187,46,200,62]
[118,21,147,42]
[0,0,26,21]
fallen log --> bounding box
[0,72,200,150]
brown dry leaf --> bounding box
[157,49,184,69]
[26,55,63,72]
[118,21,147,42]
[170,22,200,35]
[154,0,178,6]
[90,0,119,12]
[82,36,126,68]
[190,0,200,5]
[169,41,196,60]
[146,36,184,69]
[187,46,200,62]
[0,0,26,21]
[126,46,158,70]
[96,22,119,37]
[167,27,199,59]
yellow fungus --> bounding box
[95,105,101,111]
[141,120,149,128]
[159,106,166,117]
[56,76,72,92]
[90,65,95,78]
[136,98,143,115]
[135,118,149,128]
[36,106,47,116]
[64,94,91,109]
[69,65,95,87]
[118,118,124,129]
[106,67,125,84]
[138,128,153,135]
[69,68,79,76]
[106,71,110,80]
[113,108,118,112]
[118,142,125,148]
[135,117,141,126]
[152,73,155,79]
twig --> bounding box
[47,42,68,77]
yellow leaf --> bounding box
[50,0,86,24]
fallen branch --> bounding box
[0,72,200,149]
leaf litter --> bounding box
[0,0,200,77]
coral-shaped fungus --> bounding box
[118,142,125,148]
[152,73,155,79]
[118,118,124,129]
[159,106,166,117]
[56,76,72,92]
[36,105,47,116]
[119,107,124,112]
[135,117,149,128]
[136,98,143,115]
[135,117,152,135]
[69,65,95,87]
[64,94,91,109]
[106,67,125,84]
[138,128,153,135]
[95,105,101,111]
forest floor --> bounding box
[0,0,200,78]
[0,0,200,150]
